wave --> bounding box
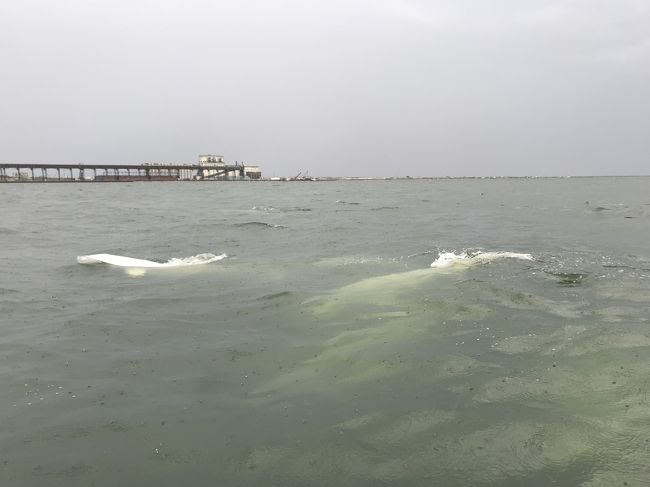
[280,207,312,212]
[589,203,648,218]
[592,203,627,212]
[77,253,226,268]
[234,222,286,229]
[430,251,534,269]
[257,291,293,301]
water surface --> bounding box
[1,178,649,486]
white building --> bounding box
[244,165,262,179]
[198,154,225,166]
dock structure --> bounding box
[0,159,262,183]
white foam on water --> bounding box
[431,251,534,269]
[77,253,227,268]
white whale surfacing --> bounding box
[77,253,226,276]
[430,251,533,269]
[309,250,534,315]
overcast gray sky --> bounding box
[1,0,649,176]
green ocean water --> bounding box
[1,177,650,486]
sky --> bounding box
[1,0,649,177]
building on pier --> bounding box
[244,165,262,179]
[198,155,225,165]
[196,155,261,180]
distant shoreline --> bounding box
[261,175,649,181]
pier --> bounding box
[0,161,262,183]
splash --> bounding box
[430,251,534,269]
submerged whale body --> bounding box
[307,250,535,316]
[77,253,226,268]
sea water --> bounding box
[1,177,649,486]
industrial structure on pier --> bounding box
[0,155,261,183]
[198,155,261,180]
